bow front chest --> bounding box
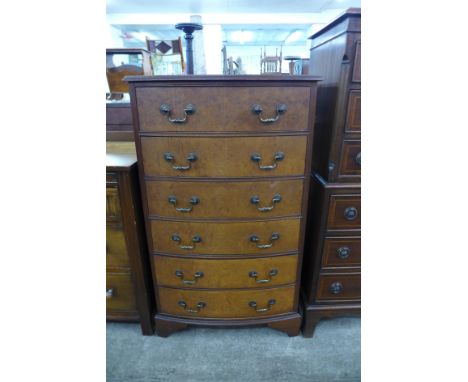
[127,75,319,337]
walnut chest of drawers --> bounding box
[302,8,361,337]
[126,75,319,337]
[106,148,155,334]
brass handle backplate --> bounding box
[175,270,204,285]
[106,288,114,299]
[164,152,198,171]
[251,151,285,170]
[250,194,282,212]
[249,269,278,284]
[178,301,206,313]
[171,234,202,250]
[251,104,287,123]
[249,232,280,249]
[249,299,276,313]
[168,195,200,212]
[160,103,196,124]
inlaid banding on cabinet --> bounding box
[326,194,361,230]
[339,140,361,176]
[321,237,361,268]
[345,90,361,132]
[316,273,361,301]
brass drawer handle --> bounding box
[355,152,361,166]
[171,234,202,250]
[344,207,358,220]
[106,288,114,299]
[250,193,282,212]
[249,299,276,313]
[337,246,351,259]
[330,282,344,294]
[164,152,197,171]
[249,232,280,249]
[160,103,196,124]
[168,195,200,212]
[249,269,278,284]
[178,301,206,313]
[251,103,287,123]
[175,270,204,285]
[251,151,284,170]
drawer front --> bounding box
[352,41,361,83]
[327,195,361,230]
[151,219,301,255]
[140,136,307,178]
[106,272,137,311]
[106,187,121,222]
[153,254,298,289]
[136,87,310,132]
[345,91,361,132]
[339,141,361,176]
[316,273,361,301]
[158,285,295,318]
[106,225,130,268]
[146,179,304,219]
[322,237,361,268]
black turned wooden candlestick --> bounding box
[175,23,203,75]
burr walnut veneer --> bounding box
[126,75,319,337]
[302,8,361,337]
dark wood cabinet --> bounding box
[126,75,320,337]
[106,149,155,335]
[309,8,361,184]
[106,103,133,141]
[302,8,361,337]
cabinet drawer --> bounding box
[154,254,298,289]
[140,136,307,178]
[345,91,361,132]
[151,219,301,255]
[327,195,361,230]
[146,179,303,219]
[106,187,121,222]
[136,87,310,132]
[106,225,130,268]
[106,272,137,311]
[322,237,361,268]
[316,273,360,301]
[339,141,361,176]
[158,285,295,318]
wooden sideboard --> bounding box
[302,8,361,337]
[106,102,133,142]
[106,145,154,334]
[126,75,319,337]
